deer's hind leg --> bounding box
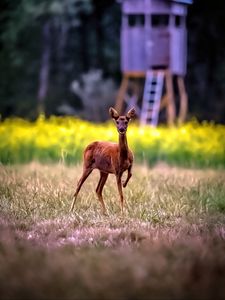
[70,167,93,212]
[70,148,95,212]
[96,171,108,215]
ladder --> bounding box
[140,70,164,126]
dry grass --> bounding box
[0,162,225,300]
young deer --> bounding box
[70,107,135,214]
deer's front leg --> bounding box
[123,165,132,188]
[116,174,124,213]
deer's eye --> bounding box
[125,121,128,125]
[116,120,119,124]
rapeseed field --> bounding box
[0,116,224,167]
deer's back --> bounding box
[83,141,133,174]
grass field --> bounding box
[0,162,225,300]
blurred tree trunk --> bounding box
[93,6,103,69]
[80,15,89,72]
[37,20,51,115]
[56,21,69,85]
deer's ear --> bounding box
[126,107,136,119]
[109,107,119,119]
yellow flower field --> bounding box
[0,116,224,167]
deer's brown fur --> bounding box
[70,107,135,214]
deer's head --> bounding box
[109,107,136,135]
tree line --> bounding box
[0,0,224,123]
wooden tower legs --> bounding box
[177,75,188,125]
[164,72,188,125]
[165,71,176,126]
[116,72,188,125]
[115,75,129,114]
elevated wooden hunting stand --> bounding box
[116,0,192,126]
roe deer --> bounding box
[70,107,135,214]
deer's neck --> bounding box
[118,133,129,161]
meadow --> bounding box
[0,162,225,300]
[0,117,225,299]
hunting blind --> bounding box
[115,0,193,125]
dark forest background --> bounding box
[0,0,225,123]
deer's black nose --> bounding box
[118,127,125,133]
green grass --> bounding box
[0,163,225,300]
